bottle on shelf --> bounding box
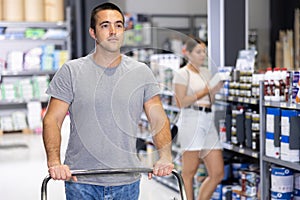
[292,71,300,103]
[271,67,282,102]
[284,69,292,103]
[264,67,273,101]
[280,67,287,102]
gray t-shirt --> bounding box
[46,54,160,186]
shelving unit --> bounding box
[150,14,207,37]
[259,81,300,199]
[0,7,72,60]
[216,95,259,105]
[213,75,261,197]
[0,7,72,134]
[222,142,259,159]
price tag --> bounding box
[238,97,244,102]
[265,101,271,106]
[280,102,287,108]
[290,104,297,109]
[251,98,257,104]
[239,148,245,154]
[244,98,250,103]
[252,152,258,158]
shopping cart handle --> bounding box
[41,168,187,200]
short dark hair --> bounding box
[185,37,205,53]
[90,2,125,31]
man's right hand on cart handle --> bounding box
[48,163,77,182]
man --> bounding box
[42,2,174,200]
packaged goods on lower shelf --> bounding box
[17,79,34,101]
[295,173,300,200]
[280,109,300,162]
[27,101,42,132]
[211,184,222,200]
[1,83,16,101]
[265,108,281,159]
[32,76,50,101]
[11,111,27,130]
[4,45,68,72]
[0,76,49,102]
[0,111,28,133]
[271,166,294,200]
[6,51,23,72]
[0,116,14,132]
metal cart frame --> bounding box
[41,168,187,200]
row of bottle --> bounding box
[264,67,300,103]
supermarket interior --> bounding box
[0,0,300,200]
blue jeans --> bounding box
[65,180,140,200]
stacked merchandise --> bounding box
[150,53,181,90]
[275,8,300,71]
[123,13,151,47]
[211,162,260,200]
[227,50,264,105]
[0,76,49,134]
[295,173,300,200]
[263,66,300,104]
[295,9,300,70]
[265,107,300,162]
[4,45,68,73]
[265,108,281,159]
[275,31,294,71]
[0,0,64,22]
[223,104,260,151]
[270,165,300,200]
[271,166,294,199]
[0,76,50,102]
[0,111,28,135]
[280,109,300,162]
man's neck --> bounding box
[92,50,122,68]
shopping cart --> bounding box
[41,168,187,200]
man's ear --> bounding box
[89,28,96,40]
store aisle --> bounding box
[0,131,179,200]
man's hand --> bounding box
[48,164,77,181]
[148,158,174,179]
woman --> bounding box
[173,38,224,200]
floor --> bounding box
[0,118,179,200]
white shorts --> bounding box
[176,108,223,153]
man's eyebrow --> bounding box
[99,20,124,26]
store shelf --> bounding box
[259,81,300,199]
[0,70,56,77]
[216,95,259,105]
[0,99,48,106]
[0,8,72,135]
[0,21,67,28]
[0,7,72,60]
[0,38,67,45]
[228,96,259,105]
[0,143,28,149]
[264,101,300,110]
[222,142,259,159]
[262,155,300,171]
